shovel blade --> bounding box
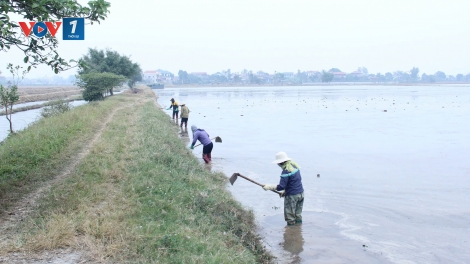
[229,173,238,185]
[215,136,222,143]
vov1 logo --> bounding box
[18,18,85,40]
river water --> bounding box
[156,85,470,264]
[0,100,87,142]
[0,89,132,141]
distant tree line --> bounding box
[173,67,470,85]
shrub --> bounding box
[40,100,72,118]
[76,72,127,102]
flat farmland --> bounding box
[17,86,82,103]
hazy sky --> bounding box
[2,0,470,78]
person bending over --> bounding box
[190,125,213,163]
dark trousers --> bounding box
[181,117,188,127]
[172,111,179,119]
[202,142,213,163]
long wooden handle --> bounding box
[194,137,216,148]
[237,174,282,195]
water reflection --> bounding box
[282,225,304,261]
[179,126,189,136]
[203,162,212,172]
[179,127,190,145]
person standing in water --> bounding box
[166,98,179,120]
[263,152,304,226]
[190,125,213,163]
[180,103,190,128]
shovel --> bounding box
[230,173,283,196]
[194,136,222,148]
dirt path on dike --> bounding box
[0,104,127,264]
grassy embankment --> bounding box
[0,88,272,263]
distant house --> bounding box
[332,72,347,79]
[282,72,294,78]
[350,71,363,77]
[212,72,225,77]
[157,69,173,83]
[143,69,174,84]
[143,70,159,83]
[305,71,320,76]
[349,71,363,77]
[255,71,272,83]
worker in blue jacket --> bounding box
[263,152,304,226]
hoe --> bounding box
[194,136,222,147]
[229,173,283,196]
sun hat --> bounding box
[272,151,291,164]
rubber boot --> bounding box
[203,154,210,163]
